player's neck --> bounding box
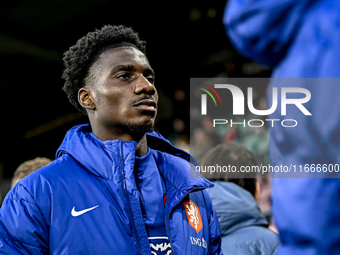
[91,125,148,157]
[135,135,148,157]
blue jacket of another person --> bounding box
[224,0,340,78]
[207,181,280,255]
[224,1,340,254]
[0,124,222,254]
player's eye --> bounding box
[146,76,155,83]
[117,73,131,80]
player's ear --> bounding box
[78,87,96,110]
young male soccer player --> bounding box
[0,25,222,254]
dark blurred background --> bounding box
[0,1,271,199]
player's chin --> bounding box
[138,113,156,125]
[127,122,154,136]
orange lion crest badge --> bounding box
[183,200,203,234]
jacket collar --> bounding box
[56,124,212,192]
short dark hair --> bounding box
[199,143,257,196]
[61,25,146,114]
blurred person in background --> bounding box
[200,143,280,255]
[0,157,52,207]
[224,0,340,254]
[11,157,52,189]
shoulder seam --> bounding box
[3,197,36,206]
[17,183,49,228]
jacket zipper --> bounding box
[119,142,142,255]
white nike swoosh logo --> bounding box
[71,205,99,217]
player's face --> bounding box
[90,47,158,137]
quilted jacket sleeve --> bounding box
[0,183,49,254]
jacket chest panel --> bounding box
[48,178,139,254]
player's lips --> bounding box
[133,99,157,111]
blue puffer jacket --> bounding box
[0,124,222,254]
[224,0,340,254]
[207,182,280,255]
[224,0,340,78]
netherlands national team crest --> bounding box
[183,200,203,234]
